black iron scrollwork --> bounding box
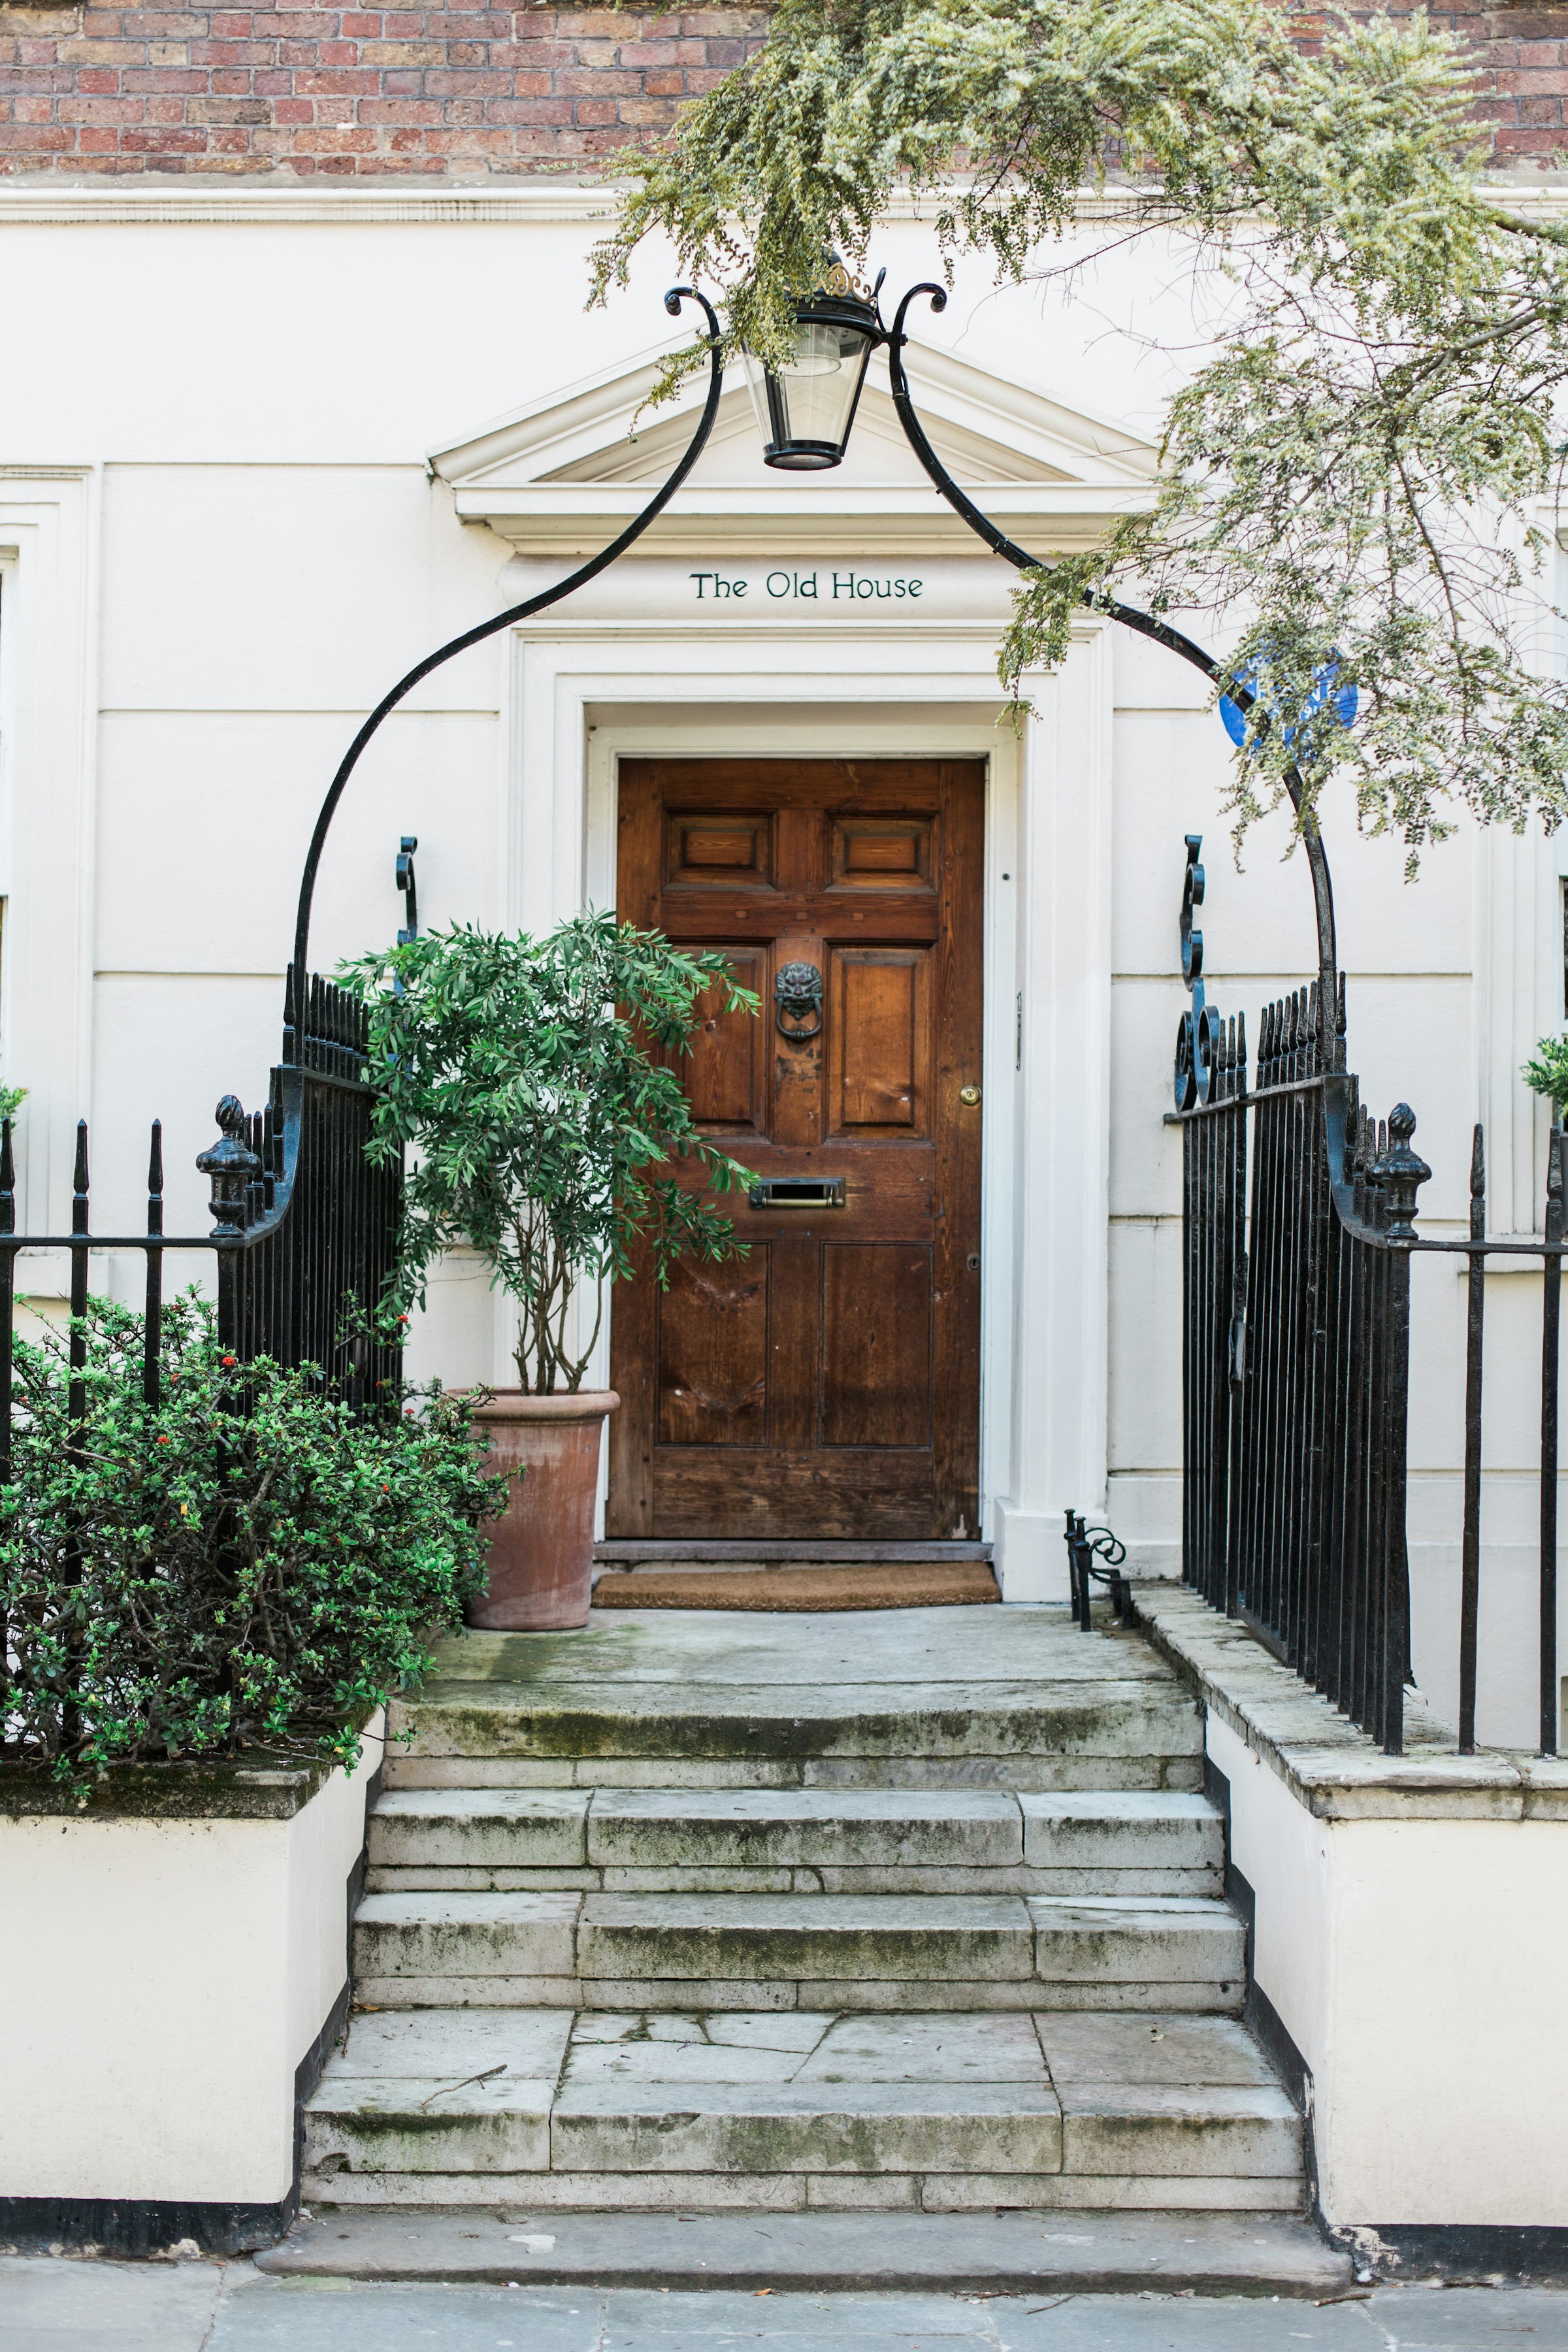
[775,960,824,1041]
[1062,1510,1132,1629]
[396,836,418,947]
[1174,834,1220,1111]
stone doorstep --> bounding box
[299,2167,1307,2213]
[367,1786,1224,1876]
[391,1683,1203,1766]
[351,1888,1245,1991]
[303,2009,1299,2183]
[350,1977,1246,2012]
[417,1613,1178,1691]
[310,2082,1068,2178]
[366,1866,1224,1896]
[303,2084,1298,2183]
[383,1756,1209,1793]
[264,2207,1345,2291]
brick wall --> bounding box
[0,2,770,174]
[0,1,1561,179]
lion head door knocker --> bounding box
[774,960,824,1042]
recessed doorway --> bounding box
[607,757,984,1541]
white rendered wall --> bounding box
[0,1725,378,2206]
[0,195,1561,1668]
[1209,1711,1568,2229]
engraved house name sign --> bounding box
[689,569,926,603]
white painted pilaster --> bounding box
[993,620,1115,1601]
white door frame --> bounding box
[500,580,1113,1599]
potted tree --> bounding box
[346,911,757,1631]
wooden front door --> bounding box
[608,757,984,1541]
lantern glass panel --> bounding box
[743,314,876,469]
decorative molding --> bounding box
[0,182,622,227]
[0,174,1563,232]
[431,340,1158,557]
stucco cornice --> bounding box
[0,174,1565,229]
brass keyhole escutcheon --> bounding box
[959,1085,981,1107]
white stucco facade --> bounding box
[3,185,1565,1747]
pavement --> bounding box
[3,2259,1567,2352]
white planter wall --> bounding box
[0,1721,380,2222]
[1209,1710,1568,2232]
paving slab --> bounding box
[0,2255,227,2351]
[920,2171,1304,2211]
[1030,1896,1245,1985]
[794,2012,1050,2083]
[369,1789,590,1869]
[301,2166,815,2209]
[325,2008,573,2078]
[306,2073,556,2172]
[586,1788,1024,1870]
[256,2206,1353,2293]
[352,1890,580,1978]
[568,2011,828,2051]
[396,1683,1198,1766]
[1021,1791,1223,1872]
[562,2034,817,2085]
[548,2078,1065,2174]
[577,1890,1036,1982]
[20,2272,1540,2352]
[1036,2012,1281,2086]
[418,1607,1175,1691]
[1058,2082,1302,2176]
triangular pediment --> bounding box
[429,336,1158,559]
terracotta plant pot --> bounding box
[465,1389,619,1633]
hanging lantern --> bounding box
[742,261,883,471]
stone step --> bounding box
[351,1889,1245,2012]
[302,2008,1299,2215]
[365,1786,1223,1897]
[263,2206,1350,2290]
[388,1680,1201,1788]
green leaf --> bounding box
[340,913,759,1392]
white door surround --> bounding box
[493,563,1114,1605]
[431,342,1139,1600]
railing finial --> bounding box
[197,1096,263,1238]
[1377,1103,1432,1243]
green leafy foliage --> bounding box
[593,0,1568,867]
[342,912,760,1394]
[0,1086,26,1122]
[1,1293,505,1786]
[1524,1034,1568,1115]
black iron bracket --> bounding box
[396,836,418,947]
[289,287,724,1026]
[880,284,1339,1020]
[1062,1509,1132,1629]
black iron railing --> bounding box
[0,965,400,1496]
[1175,834,1563,1757]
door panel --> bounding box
[685,953,768,1133]
[830,949,930,1134]
[821,1243,932,1449]
[656,1254,770,1445]
[609,757,984,1541]
[829,815,934,892]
